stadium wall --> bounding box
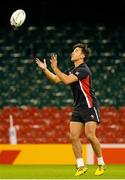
[0,144,125,165]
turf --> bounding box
[0,165,125,179]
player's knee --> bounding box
[70,132,79,142]
[85,132,94,142]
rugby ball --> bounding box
[10,9,26,27]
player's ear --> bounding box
[81,53,85,59]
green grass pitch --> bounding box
[0,165,125,179]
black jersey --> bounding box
[67,63,99,110]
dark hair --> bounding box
[73,43,92,61]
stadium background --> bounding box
[0,0,125,166]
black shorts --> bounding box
[71,107,100,124]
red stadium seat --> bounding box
[0,106,125,144]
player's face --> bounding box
[71,47,85,62]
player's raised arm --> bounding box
[50,54,78,85]
[35,58,61,84]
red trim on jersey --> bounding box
[80,75,93,108]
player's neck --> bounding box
[74,59,85,67]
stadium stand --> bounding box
[0,23,125,144]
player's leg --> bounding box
[85,121,105,175]
[70,122,84,159]
[85,121,103,158]
[70,121,88,176]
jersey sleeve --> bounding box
[72,67,89,80]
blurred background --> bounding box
[0,0,125,165]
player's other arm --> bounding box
[52,67,78,85]
[50,54,78,85]
[35,58,61,84]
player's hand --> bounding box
[50,53,58,70]
[35,58,47,70]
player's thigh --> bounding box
[70,121,84,138]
